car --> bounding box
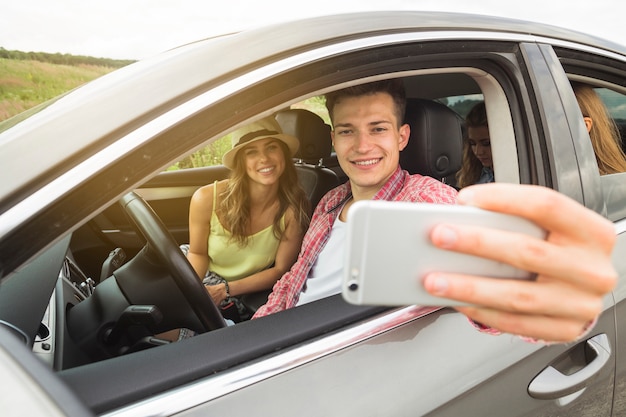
[1,10,625,417]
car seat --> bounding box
[275,109,340,209]
[399,99,464,187]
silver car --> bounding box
[1,11,625,417]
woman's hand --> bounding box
[423,183,617,342]
[205,283,229,305]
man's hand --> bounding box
[423,183,617,342]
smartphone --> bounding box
[342,200,546,307]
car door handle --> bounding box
[528,333,611,400]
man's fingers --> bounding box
[422,272,603,321]
[429,223,616,294]
[457,184,615,253]
[429,183,619,342]
[456,306,595,343]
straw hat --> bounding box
[222,117,299,169]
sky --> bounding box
[2,0,624,61]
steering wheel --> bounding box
[119,192,226,332]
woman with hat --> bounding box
[186,116,310,322]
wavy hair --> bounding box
[456,102,488,188]
[218,140,310,246]
[572,82,626,175]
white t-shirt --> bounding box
[296,218,346,306]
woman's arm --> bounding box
[187,184,215,280]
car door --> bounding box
[552,44,626,416]
[418,41,622,416]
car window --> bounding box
[594,87,626,221]
[291,95,330,125]
[435,90,521,187]
[168,96,330,171]
[168,134,232,170]
[565,82,626,221]
[554,46,626,218]
[596,87,626,152]
[436,93,484,118]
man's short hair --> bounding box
[324,79,407,127]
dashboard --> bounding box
[33,255,92,369]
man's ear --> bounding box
[398,123,410,151]
[583,116,593,133]
[330,130,335,148]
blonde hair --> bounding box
[219,140,310,246]
[572,82,626,175]
[456,102,487,188]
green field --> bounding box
[0,53,232,169]
[0,50,328,170]
[0,53,122,121]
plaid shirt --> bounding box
[253,166,458,318]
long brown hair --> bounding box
[456,102,488,188]
[572,82,626,175]
[218,140,310,246]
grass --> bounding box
[0,56,328,170]
[0,58,116,121]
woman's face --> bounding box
[467,126,492,168]
[241,138,286,185]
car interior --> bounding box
[48,74,475,367]
[23,70,525,368]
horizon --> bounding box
[1,1,624,61]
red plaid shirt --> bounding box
[253,166,458,318]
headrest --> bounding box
[275,109,332,162]
[399,99,463,179]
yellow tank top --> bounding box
[208,182,284,282]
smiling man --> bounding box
[254,79,616,343]
[254,79,457,315]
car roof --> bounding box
[1,11,624,209]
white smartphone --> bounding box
[342,200,547,307]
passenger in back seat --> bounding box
[456,101,494,188]
[572,82,626,174]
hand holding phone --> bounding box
[342,200,546,307]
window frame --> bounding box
[555,45,626,221]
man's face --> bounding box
[331,92,410,199]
